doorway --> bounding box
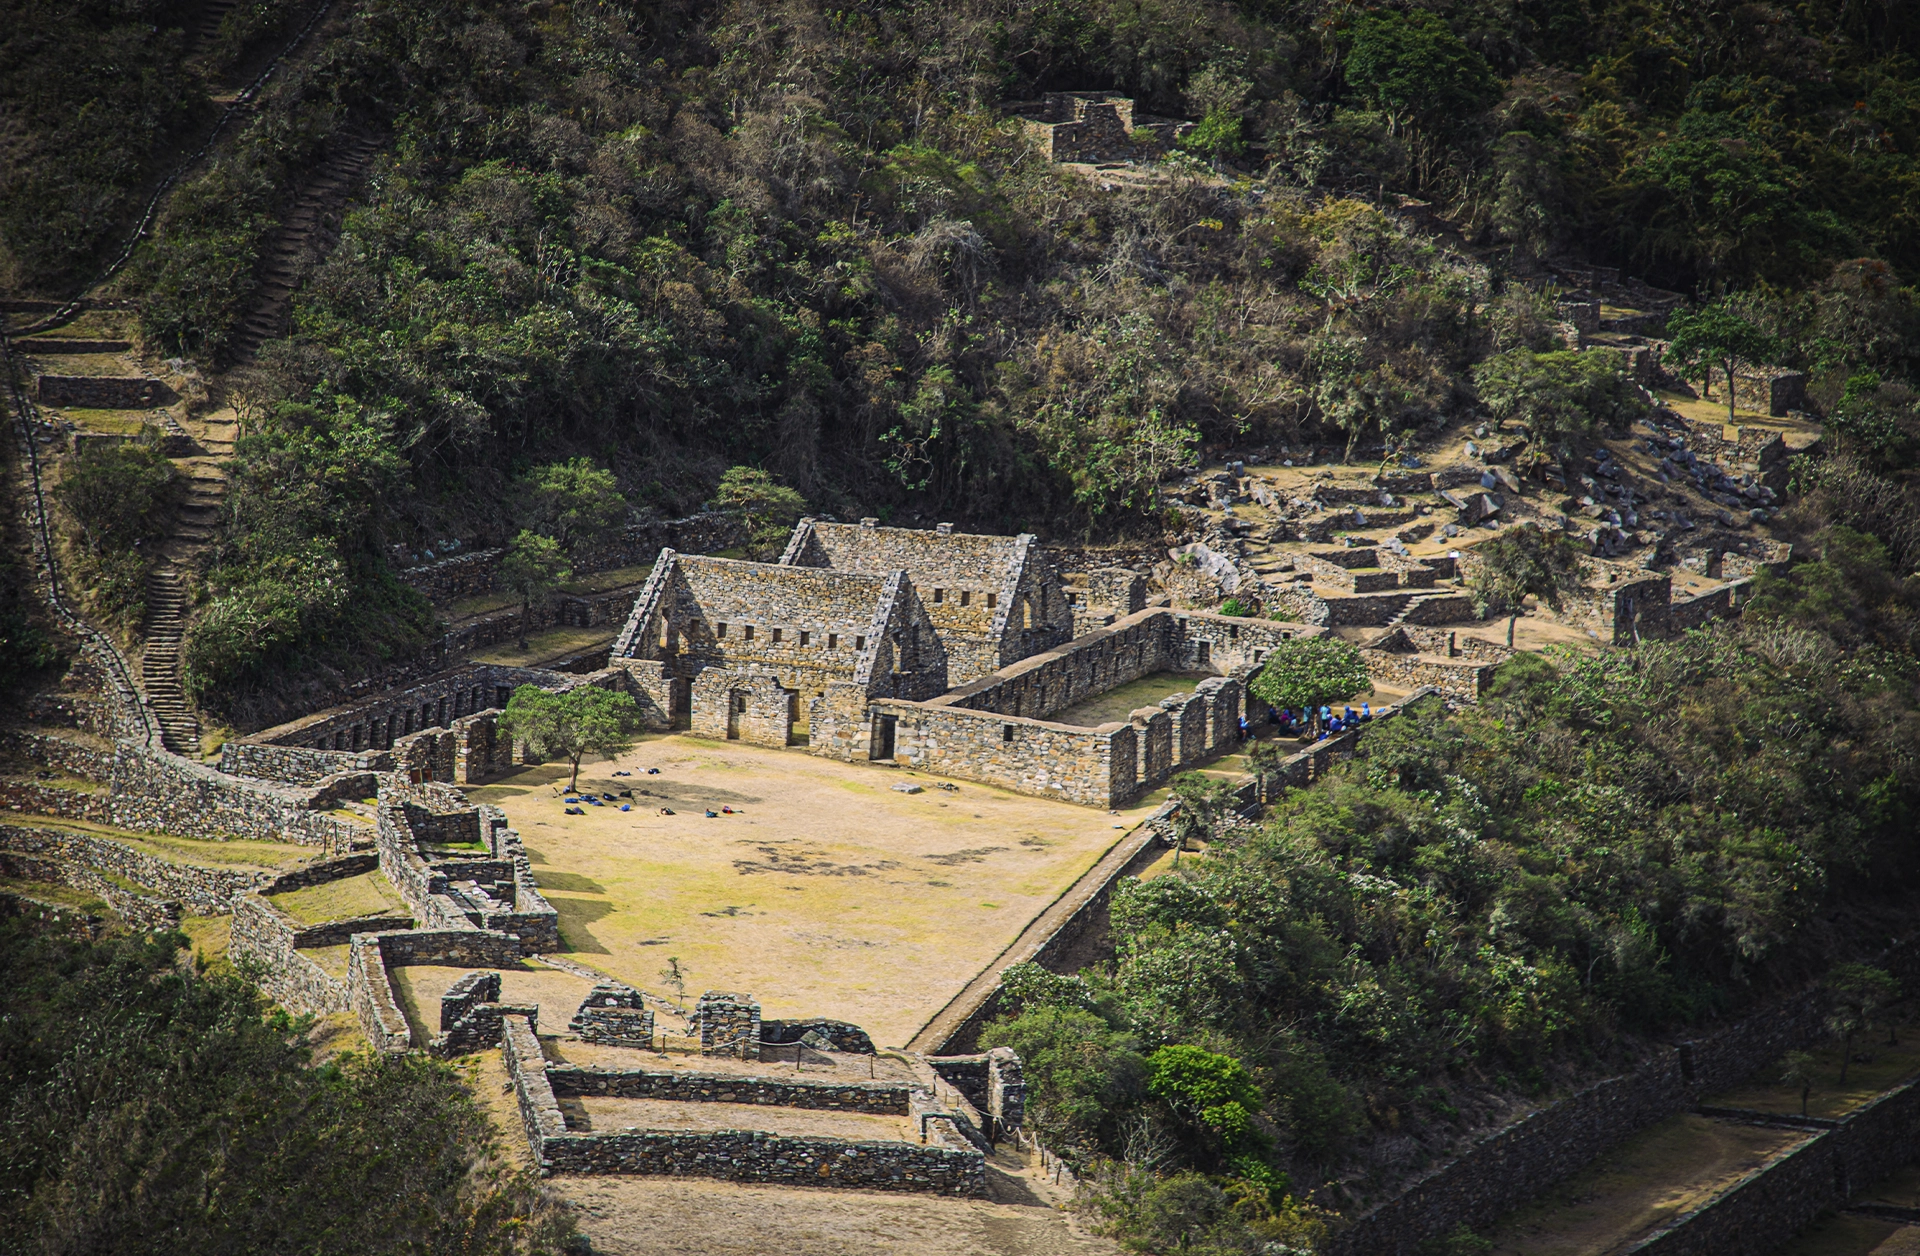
[727,690,747,740]
[872,713,897,760]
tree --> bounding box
[1145,1044,1267,1165]
[1247,636,1370,736]
[1664,303,1779,423]
[1472,349,1646,461]
[498,531,569,651]
[1169,772,1241,866]
[1780,1050,1816,1117]
[498,683,639,791]
[1826,964,1900,1084]
[519,458,627,557]
[712,466,807,558]
[1343,11,1500,134]
[1466,522,1589,619]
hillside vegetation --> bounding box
[0,919,573,1256]
[22,0,1899,709]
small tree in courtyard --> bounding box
[1780,1050,1816,1117]
[499,531,569,651]
[1826,963,1900,1084]
[1248,636,1370,736]
[1664,302,1777,423]
[1169,772,1241,866]
[499,684,639,792]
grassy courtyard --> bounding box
[466,733,1165,1047]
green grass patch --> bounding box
[0,877,109,914]
[268,872,408,926]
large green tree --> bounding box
[1664,303,1779,422]
[1472,349,1645,461]
[1248,636,1370,733]
[499,683,639,791]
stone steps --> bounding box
[228,131,383,363]
[142,567,201,756]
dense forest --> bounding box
[0,918,573,1255]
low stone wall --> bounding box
[107,746,360,852]
[761,1018,877,1055]
[232,895,351,1014]
[219,741,377,785]
[0,780,113,823]
[546,1065,911,1114]
[0,850,181,930]
[0,822,277,914]
[347,926,531,1051]
[0,728,116,780]
[535,1123,987,1194]
[1361,650,1498,702]
[1625,1075,1920,1254]
[19,338,133,354]
[37,374,169,408]
[870,702,1135,807]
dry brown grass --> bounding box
[468,733,1163,1047]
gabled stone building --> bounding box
[609,551,946,748]
[779,518,1073,684]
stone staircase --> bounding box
[228,130,383,363]
[142,568,201,756]
[191,0,241,51]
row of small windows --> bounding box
[666,621,864,652]
[929,589,995,607]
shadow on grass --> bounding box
[549,894,616,954]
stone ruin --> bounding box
[569,982,655,1047]
[695,990,762,1058]
[1007,93,1189,163]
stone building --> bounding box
[610,550,947,748]
[1012,93,1138,162]
[779,518,1073,684]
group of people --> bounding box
[1271,702,1373,738]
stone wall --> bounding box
[242,662,575,753]
[1623,1075,1920,1254]
[0,849,181,930]
[547,1064,911,1114]
[569,983,655,1047]
[218,741,385,785]
[1020,93,1138,163]
[0,728,117,780]
[0,822,282,914]
[106,747,361,852]
[867,701,1136,806]
[347,927,531,1051]
[1322,979,1864,1255]
[697,991,763,1057]
[760,1018,877,1055]
[0,779,113,823]
[1360,649,1499,702]
[501,1014,982,1192]
[37,374,170,408]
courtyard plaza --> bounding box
[466,731,1168,1047]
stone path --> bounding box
[228,129,383,363]
[142,567,200,755]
